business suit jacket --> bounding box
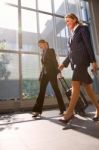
[40,48,60,80]
[33,48,65,113]
[63,25,96,69]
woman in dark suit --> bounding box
[59,13,99,123]
[32,39,65,117]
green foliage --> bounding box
[22,78,71,100]
[22,79,40,99]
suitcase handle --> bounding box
[58,77,70,89]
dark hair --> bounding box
[65,13,79,24]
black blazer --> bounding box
[63,25,96,69]
[40,48,60,79]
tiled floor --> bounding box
[0,105,99,150]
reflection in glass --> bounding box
[55,17,68,55]
[39,13,54,48]
[22,54,40,99]
[80,1,89,22]
[67,0,79,17]
[38,0,52,13]
[0,3,18,50]
[0,53,19,100]
[21,0,36,9]
[54,0,66,16]
[22,9,38,52]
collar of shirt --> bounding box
[72,24,79,34]
[42,49,47,59]
[69,24,79,43]
[43,48,47,54]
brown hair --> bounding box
[38,39,49,47]
[38,39,46,43]
[65,13,79,24]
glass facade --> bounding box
[0,2,18,50]
[38,0,52,13]
[0,53,19,100]
[22,54,40,99]
[0,0,91,102]
[54,0,66,16]
[22,9,38,52]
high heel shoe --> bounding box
[59,115,74,124]
[93,116,99,121]
[32,112,41,117]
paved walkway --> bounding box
[0,105,99,150]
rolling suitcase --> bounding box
[59,77,88,116]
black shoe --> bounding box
[93,116,99,121]
[59,112,64,116]
[32,112,41,117]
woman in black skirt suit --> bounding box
[59,13,99,123]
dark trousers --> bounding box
[32,74,65,113]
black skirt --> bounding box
[72,65,93,84]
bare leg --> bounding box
[64,81,80,120]
[84,83,99,116]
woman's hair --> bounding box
[65,13,79,24]
[38,39,46,43]
[38,39,49,47]
[38,39,48,45]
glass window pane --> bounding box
[54,0,66,16]
[80,1,89,22]
[55,17,68,55]
[39,13,54,48]
[21,0,36,9]
[22,54,40,99]
[67,0,80,16]
[0,3,18,50]
[0,53,19,100]
[38,0,52,13]
[22,9,38,52]
[3,0,18,5]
